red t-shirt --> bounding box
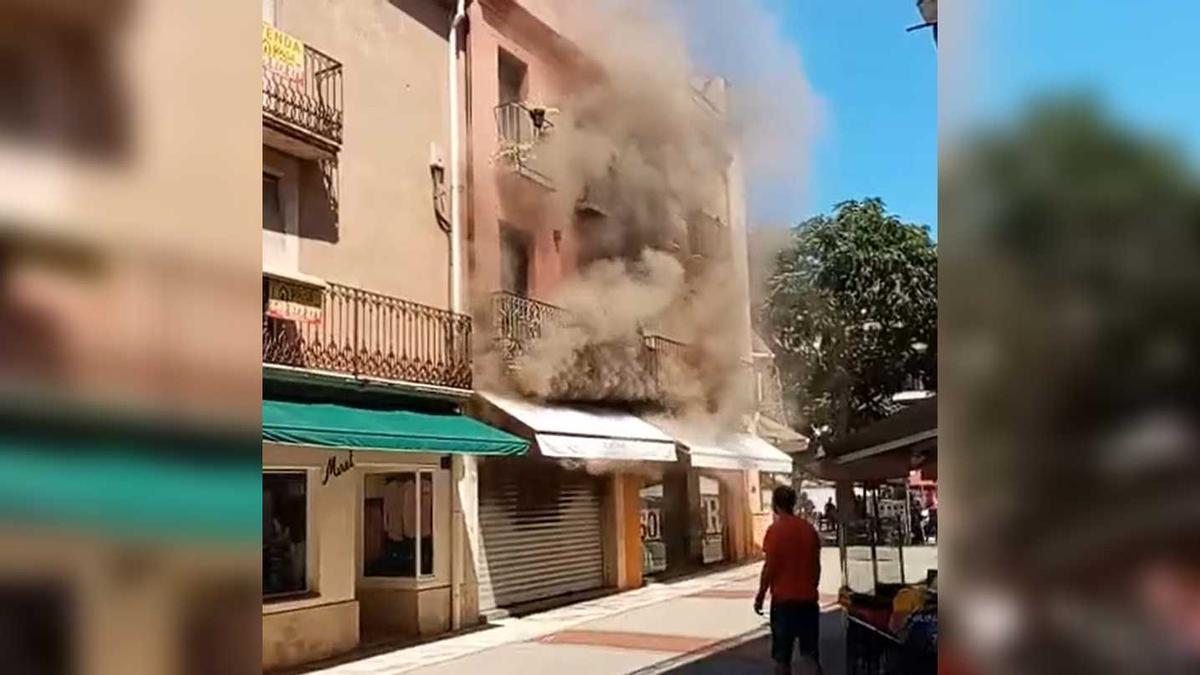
[763,514,821,603]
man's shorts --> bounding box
[770,600,820,666]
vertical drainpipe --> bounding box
[448,0,470,632]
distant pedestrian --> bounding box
[755,486,823,675]
[822,497,837,532]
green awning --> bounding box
[263,400,528,455]
[0,438,259,542]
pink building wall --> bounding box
[465,0,588,305]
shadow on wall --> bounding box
[387,0,453,38]
[299,159,339,244]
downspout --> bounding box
[448,0,469,632]
[449,0,468,315]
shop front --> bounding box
[261,399,527,670]
[638,420,796,571]
[473,393,676,615]
[646,419,794,574]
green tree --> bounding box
[763,198,936,440]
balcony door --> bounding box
[262,165,299,274]
[500,225,531,297]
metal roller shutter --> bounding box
[477,464,605,610]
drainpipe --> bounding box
[449,0,469,315]
[448,0,469,632]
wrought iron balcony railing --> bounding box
[264,280,471,390]
[262,24,344,147]
[491,291,570,362]
[495,102,553,185]
[492,292,694,402]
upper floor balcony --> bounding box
[262,23,344,151]
[492,292,694,403]
[264,276,472,391]
[495,101,554,187]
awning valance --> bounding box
[478,392,677,462]
[648,417,794,473]
[263,400,528,455]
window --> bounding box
[500,225,531,297]
[498,49,528,105]
[263,173,285,233]
[364,471,435,578]
[263,472,307,597]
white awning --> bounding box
[647,417,793,473]
[479,392,678,462]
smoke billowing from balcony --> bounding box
[491,0,812,423]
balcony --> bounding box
[491,292,570,362]
[264,278,472,390]
[492,292,694,403]
[495,102,554,187]
[262,23,344,150]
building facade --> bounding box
[259,0,796,668]
[259,1,526,670]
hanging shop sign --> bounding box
[265,276,323,324]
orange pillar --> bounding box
[616,473,644,589]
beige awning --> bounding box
[647,417,793,474]
[478,392,678,462]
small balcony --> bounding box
[491,291,570,362]
[264,278,472,390]
[491,292,693,403]
[495,102,554,187]
[262,23,344,150]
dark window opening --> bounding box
[498,49,528,105]
[263,472,307,597]
[500,225,531,297]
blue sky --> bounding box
[770,0,937,235]
[974,0,1200,162]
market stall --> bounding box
[809,397,937,675]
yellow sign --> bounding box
[263,23,304,69]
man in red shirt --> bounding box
[755,485,822,674]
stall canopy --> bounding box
[263,399,528,455]
[649,417,794,473]
[478,392,677,462]
[809,397,937,482]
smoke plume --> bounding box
[492,0,814,429]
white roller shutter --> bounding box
[477,465,605,610]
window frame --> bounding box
[262,469,312,601]
[362,469,437,581]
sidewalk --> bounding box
[304,562,842,675]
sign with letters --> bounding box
[262,23,305,89]
[265,277,323,324]
[321,451,354,485]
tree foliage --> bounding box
[763,198,936,439]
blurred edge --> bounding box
[0,1,261,674]
[940,2,1200,674]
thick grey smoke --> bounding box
[494,0,814,429]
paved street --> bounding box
[302,545,936,675]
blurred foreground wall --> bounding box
[0,1,260,674]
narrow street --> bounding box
[300,547,936,675]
